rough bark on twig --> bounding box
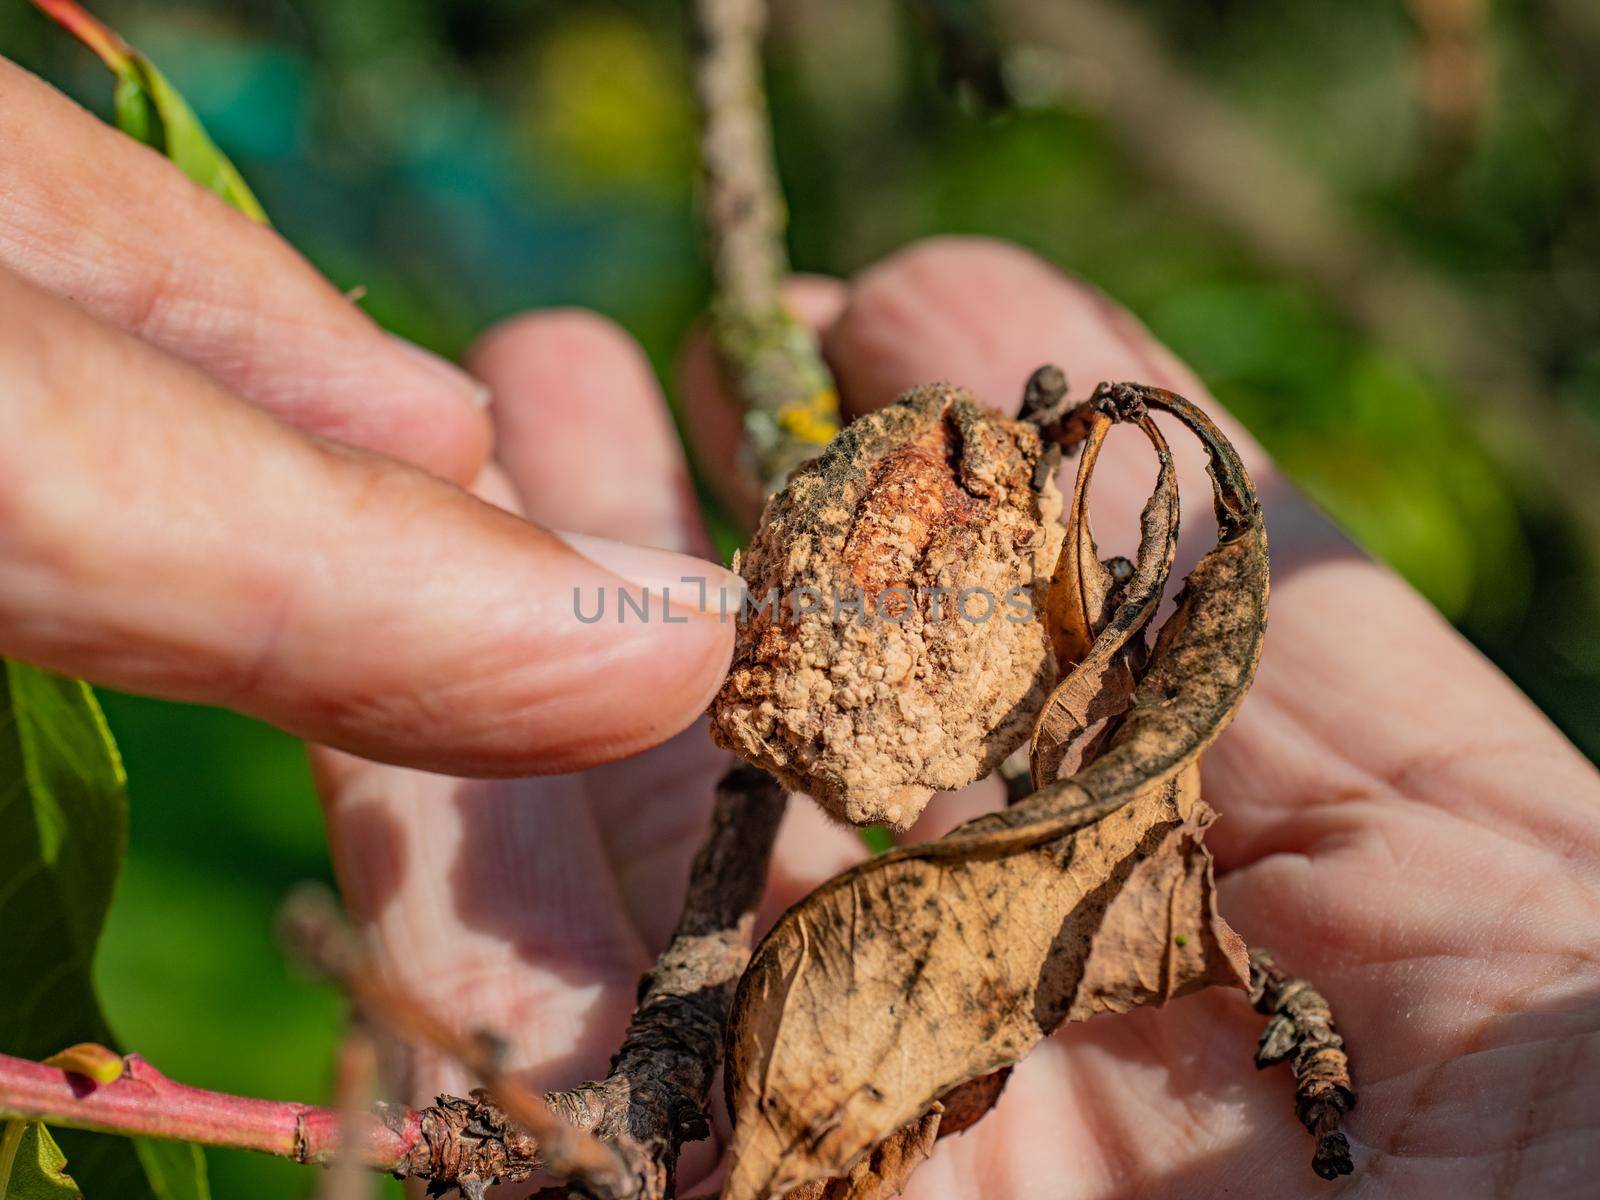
[1249,948,1357,1180]
[693,0,840,493]
[278,765,787,1200]
[533,764,787,1199]
[279,886,633,1197]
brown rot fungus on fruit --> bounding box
[709,383,1064,827]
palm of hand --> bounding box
[317,241,1600,1199]
[912,562,1600,1199]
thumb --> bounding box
[0,266,734,775]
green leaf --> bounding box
[39,1045,122,1085]
[857,825,896,855]
[31,0,267,222]
[0,663,126,1041]
[0,1122,83,1198]
[115,55,269,223]
[0,662,209,1200]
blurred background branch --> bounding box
[1535,0,1600,184]
[989,0,1600,563]
[1404,0,1493,189]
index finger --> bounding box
[0,56,490,483]
[0,265,735,776]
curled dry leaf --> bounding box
[1030,410,1177,785]
[721,774,1244,1200]
[720,381,1268,1200]
[780,1107,942,1200]
[1041,410,1117,668]
[710,384,1064,827]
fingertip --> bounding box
[468,307,709,555]
[824,235,1121,417]
[292,513,737,778]
[462,528,737,774]
[582,628,736,767]
[470,308,659,472]
[519,590,735,774]
[469,307,659,444]
[360,335,495,484]
[468,306,647,391]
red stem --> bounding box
[29,0,135,72]
[0,1051,419,1169]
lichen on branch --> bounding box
[693,0,840,493]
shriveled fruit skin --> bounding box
[710,384,1063,827]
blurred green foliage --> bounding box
[4,1,1597,1195]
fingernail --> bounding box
[556,530,743,620]
[385,334,492,409]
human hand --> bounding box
[0,56,733,777]
[804,240,1600,1198]
[320,237,1600,1198]
[10,46,1593,1196]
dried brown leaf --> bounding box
[929,1068,1011,1138]
[1042,411,1116,666]
[781,1107,942,1200]
[722,776,1245,1200]
[1031,413,1178,785]
[720,382,1268,1200]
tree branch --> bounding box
[1249,948,1357,1180]
[0,1051,411,1170]
[1,767,787,1199]
[0,1050,583,1192]
[279,886,631,1197]
[529,764,788,1199]
[693,0,840,493]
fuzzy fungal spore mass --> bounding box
[710,384,1064,827]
